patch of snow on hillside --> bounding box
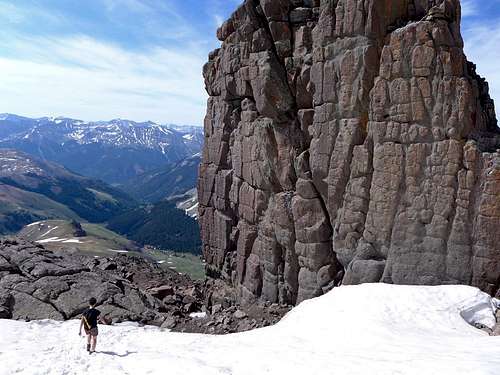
[159,127,173,135]
[40,226,59,238]
[69,130,85,141]
[62,239,84,244]
[26,221,42,227]
[36,237,67,243]
[0,284,499,375]
[186,202,199,213]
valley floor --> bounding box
[1,284,499,375]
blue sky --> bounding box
[0,0,498,125]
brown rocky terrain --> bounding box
[199,0,500,306]
[0,238,190,323]
[0,238,288,334]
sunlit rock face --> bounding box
[198,0,500,305]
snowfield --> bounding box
[0,284,499,375]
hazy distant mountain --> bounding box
[0,184,80,234]
[0,114,204,243]
[107,200,201,254]
[0,114,203,184]
[0,149,135,233]
[123,154,200,203]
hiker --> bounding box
[79,297,106,354]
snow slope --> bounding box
[0,284,499,375]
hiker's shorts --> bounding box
[85,327,98,337]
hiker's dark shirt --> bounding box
[82,308,101,329]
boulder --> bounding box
[148,285,174,300]
[161,316,178,329]
[233,310,247,319]
[0,288,13,318]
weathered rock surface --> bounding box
[0,238,289,334]
[0,238,186,323]
[199,0,500,305]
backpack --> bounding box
[82,309,94,330]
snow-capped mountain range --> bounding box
[0,114,203,184]
[0,113,203,154]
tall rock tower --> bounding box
[199,0,500,305]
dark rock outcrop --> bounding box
[71,220,87,237]
[0,238,289,333]
[199,0,500,305]
[0,238,207,325]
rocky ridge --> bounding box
[199,0,500,306]
[0,239,288,334]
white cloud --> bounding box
[101,0,197,43]
[0,35,208,125]
[0,0,237,124]
[102,0,152,13]
[463,22,500,117]
[460,0,478,18]
[0,2,23,23]
[0,1,66,26]
[214,14,224,28]
[207,0,242,28]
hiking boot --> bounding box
[86,344,91,352]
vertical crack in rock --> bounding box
[199,0,500,305]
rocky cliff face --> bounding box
[199,0,500,305]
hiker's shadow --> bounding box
[98,351,137,357]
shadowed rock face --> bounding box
[199,0,500,305]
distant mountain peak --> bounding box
[0,113,30,121]
[0,113,202,149]
[0,113,203,185]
